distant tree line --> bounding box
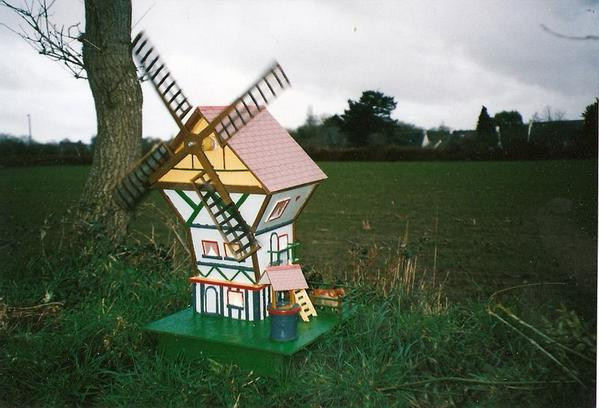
[0,134,159,166]
[0,97,596,166]
[292,91,425,150]
[291,91,598,160]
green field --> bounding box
[0,160,596,407]
[300,161,597,307]
[2,160,596,307]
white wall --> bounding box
[254,223,294,277]
[163,189,266,227]
[255,184,316,233]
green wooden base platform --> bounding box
[145,308,341,376]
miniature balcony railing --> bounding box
[268,242,300,266]
[310,286,351,316]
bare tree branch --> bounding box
[540,24,599,41]
[0,0,89,79]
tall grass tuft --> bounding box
[346,226,448,315]
[1,215,595,407]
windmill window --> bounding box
[202,240,221,258]
[227,289,244,308]
[223,243,243,261]
[267,198,290,222]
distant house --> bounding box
[422,130,461,149]
[389,128,424,147]
[434,130,476,150]
[421,131,431,148]
[528,120,584,152]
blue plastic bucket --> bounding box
[268,304,301,342]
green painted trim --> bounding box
[186,193,248,228]
[231,268,256,284]
[256,220,294,235]
[177,191,248,226]
[212,266,231,281]
[235,193,249,209]
[186,204,204,226]
[196,261,254,272]
[189,223,218,229]
[174,190,204,226]
[145,307,342,377]
[175,190,197,208]
[197,263,256,284]
[189,194,247,229]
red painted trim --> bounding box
[189,276,268,291]
[268,304,301,315]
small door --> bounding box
[278,234,289,264]
[269,233,280,265]
[204,286,219,315]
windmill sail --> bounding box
[114,31,295,261]
[201,63,291,146]
[132,31,194,131]
[146,62,292,192]
[113,142,171,210]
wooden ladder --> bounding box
[294,289,317,322]
[191,171,259,261]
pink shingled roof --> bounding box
[198,106,327,192]
[262,264,308,291]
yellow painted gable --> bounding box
[157,117,263,190]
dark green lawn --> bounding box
[0,160,595,407]
[299,161,597,302]
[1,160,596,305]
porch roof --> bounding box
[260,264,308,291]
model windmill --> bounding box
[114,32,326,325]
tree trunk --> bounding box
[79,0,142,241]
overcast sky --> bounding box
[0,0,597,143]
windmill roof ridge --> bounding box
[197,105,326,192]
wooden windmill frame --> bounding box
[114,31,291,262]
[112,31,342,375]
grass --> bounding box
[2,161,596,296]
[299,161,596,297]
[0,237,595,407]
[0,160,596,406]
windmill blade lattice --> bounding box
[114,31,288,262]
[205,63,290,146]
[113,31,194,211]
[113,142,171,210]
[191,171,260,261]
[132,31,194,131]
